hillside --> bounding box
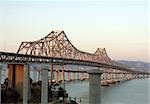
[117,60,150,72]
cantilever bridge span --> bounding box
[0,30,147,72]
[0,30,149,104]
[0,30,149,78]
[0,30,149,81]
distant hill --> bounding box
[116,60,150,72]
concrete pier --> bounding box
[23,64,30,104]
[41,66,49,104]
[0,64,2,104]
[88,69,103,104]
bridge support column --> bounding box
[33,70,38,82]
[56,70,60,83]
[0,64,2,104]
[50,64,54,83]
[68,72,70,81]
[77,72,79,80]
[62,65,65,81]
[72,72,74,81]
[62,65,65,90]
[74,73,76,80]
[23,64,30,104]
[41,66,49,104]
[88,69,103,104]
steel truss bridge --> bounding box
[0,30,149,104]
[0,30,149,78]
[0,30,149,72]
[0,30,149,84]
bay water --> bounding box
[65,78,150,104]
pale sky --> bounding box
[0,0,149,62]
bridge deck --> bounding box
[0,52,148,74]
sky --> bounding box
[0,0,149,62]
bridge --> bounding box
[0,30,149,104]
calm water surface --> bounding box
[65,78,150,104]
[1,69,149,104]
